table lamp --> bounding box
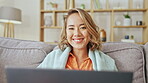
[0,6,22,38]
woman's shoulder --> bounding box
[93,49,114,61]
[94,49,118,71]
[93,49,106,55]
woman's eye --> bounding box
[80,27,86,29]
[68,27,74,30]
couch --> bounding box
[0,37,147,83]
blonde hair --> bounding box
[58,8,101,51]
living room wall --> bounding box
[0,0,40,41]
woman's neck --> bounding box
[72,48,88,66]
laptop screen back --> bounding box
[6,67,133,83]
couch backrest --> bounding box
[0,37,55,83]
[102,42,146,83]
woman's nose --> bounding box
[74,28,81,37]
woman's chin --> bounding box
[72,45,86,50]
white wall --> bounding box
[0,0,144,42]
[14,0,40,41]
[0,0,40,41]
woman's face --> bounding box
[66,13,90,50]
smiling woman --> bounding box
[37,8,118,71]
[66,13,90,51]
[59,8,101,51]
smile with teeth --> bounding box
[73,38,84,43]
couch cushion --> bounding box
[102,42,146,83]
[0,37,55,83]
[144,42,148,83]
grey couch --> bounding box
[0,37,147,83]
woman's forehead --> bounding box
[67,13,84,24]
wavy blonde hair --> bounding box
[58,8,101,51]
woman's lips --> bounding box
[73,38,84,43]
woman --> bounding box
[37,8,118,71]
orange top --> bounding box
[65,52,93,71]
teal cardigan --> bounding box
[37,47,118,71]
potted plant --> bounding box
[123,13,131,26]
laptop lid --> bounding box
[6,67,133,83]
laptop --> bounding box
[5,67,133,83]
